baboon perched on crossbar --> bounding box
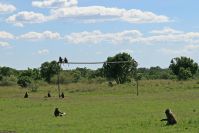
[161,109,177,125]
[54,108,65,117]
[24,92,28,98]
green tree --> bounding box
[19,68,41,80]
[0,67,18,77]
[73,71,81,82]
[32,68,41,80]
[40,61,61,83]
[17,76,31,88]
[169,56,198,80]
[89,68,104,79]
[103,53,138,84]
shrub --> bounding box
[17,76,31,88]
[29,82,38,92]
[0,76,17,86]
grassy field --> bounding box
[1,80,199,133]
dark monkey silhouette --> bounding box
[24,92,28,98]
[161,109,177,125]
[54,108,65,117]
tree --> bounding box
[103,53,138,84]
[40,61,61,83]
[169,56,198,80]
[19,68,41,80]
[17,76,31,88]
[0,67,18,77]
[75,67,89,77]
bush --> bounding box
[178,67,192,80]
[51,71,76,84]
[29,82,39,92]
[0,76,17,86]
[17,76,31,88]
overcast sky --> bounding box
[0,0,199,70]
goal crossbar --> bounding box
[66,60,134,65]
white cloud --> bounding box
[18,31,61,40]
[6,11,49,27]
[32,0,78,8]
[65,30,142,44]
[161,44,199,55]
[129,31,199,45]
[1,27,199,47]
[37,49,49,55]
[0,41,10,47]
[0,3,16,13]
[0,31,15,39]
[32,0,168,25]
[50,6,170,24]
[7,3,170,26]
[150,27,183,35]
[64,28,199,46]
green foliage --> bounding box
[0,66,18,77]
[75,67,91,77]
[29,81,39,92]
[178,67,192,80]
[88,77,106,84]
[17,76,31,88]
[51,70,74,84]
[103,52,138,84]
[17,68,41,88]
[0,66,18,86]
[135,73,142,81]
[40,61,61,83]
[19,68,41,80]
[0,67,13,77]
[138,67,176,80]
[89,68,104,79]
[169,56,198,80]
[73,71,81,82]
[0,75,17,86]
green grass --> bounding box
[1,80,199,132]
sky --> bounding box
[0,0,199,70]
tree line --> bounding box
[0,53,198,88]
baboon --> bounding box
[48,92,51,97]
[24,92,28,98]
[64,57,68,63]
[54,108,65,117]
[59,57,63,63]
[161,109,177,125]
[61,92,64,98]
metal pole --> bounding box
[136,80,139,96]
[58,63,61,98]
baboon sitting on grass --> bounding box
[54,108,65,117]
[48,92,51,97]
[161,109,177,125]
[24,92,28,98]
[61,92,64,98]
[44,91,51,98]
